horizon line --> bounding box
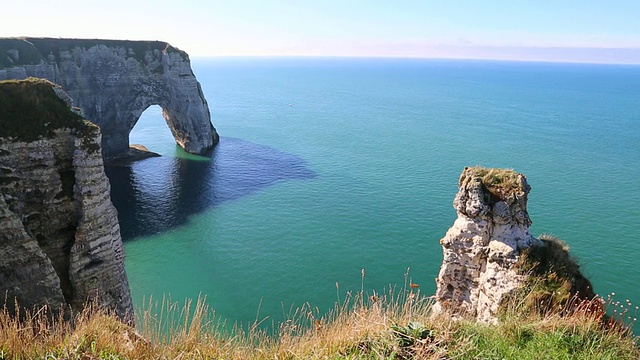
[4,37,640,65]
[189,54,640,66]
[187,44,640,66]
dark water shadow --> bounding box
[105,137,316,241]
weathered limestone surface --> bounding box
[433,167,541,322]
[0,80,132,318]
[0,37,219,160]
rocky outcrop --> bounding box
[0,37,219,160]
[433,167,593,322]
[0,79,132,319]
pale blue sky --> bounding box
[3,0,640,63]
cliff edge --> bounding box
[0,78,132,318]
[433,167,595,322]
[0,37,219,161]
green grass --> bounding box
[0,78,99,146]
[448,318,639,360]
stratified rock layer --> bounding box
[433,167,541,322]
[0,79,132,318]
[0,38,218,160]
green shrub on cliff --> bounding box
[502,234,596,320]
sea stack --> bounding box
[433,167,593,322]
[0,37,219,161]
[0,79,132,319]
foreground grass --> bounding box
[1,289,638,359]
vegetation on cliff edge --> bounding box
[1,275,638,359]
[462,166,528,201]
[0,78,98,143]
[504,234,596,319]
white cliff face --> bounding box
[0,38,218,160]
[0,194,67,312]
[433,167,541,322]
[0,80,132,319]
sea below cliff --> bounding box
[104,58,640,332]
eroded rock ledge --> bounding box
[0,79,132,319]
[433,167,594,322]
[0,37,219,161]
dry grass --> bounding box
[0,301,150,359]
[0,287,432,359]
[462,166,528,201]
[1,277,638,359]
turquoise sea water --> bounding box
[106,58,640,330]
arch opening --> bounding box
[129,105,176,157]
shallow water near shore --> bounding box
[106,58,640,331]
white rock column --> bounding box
[433,167,541,322]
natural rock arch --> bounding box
[0,38,219,160]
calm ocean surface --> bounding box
[105,58,640,330]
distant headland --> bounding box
[0,37,219,161]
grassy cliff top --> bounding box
[462,166,529,200]
[0,78,96,141]
[1,290,637,359]
[0,37,185,67]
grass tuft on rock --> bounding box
[462,166,528,201]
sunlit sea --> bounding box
[104,58,640,330]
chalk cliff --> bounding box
[0,37,218,160]
[0,79,132,319]
[433,167,594,322]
